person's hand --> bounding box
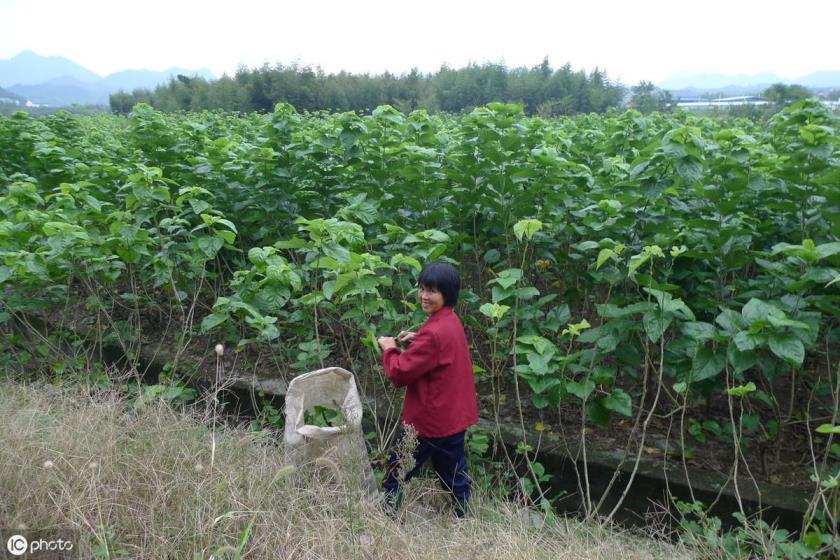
[396,331,416,345]
[377,336,397,351]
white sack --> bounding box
[283,367,377,495]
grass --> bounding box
[0,380,695,559]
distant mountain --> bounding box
[0,51,214,107]
[0,86,25,104]
[0,50,101,87]
[659,72,784,91]
[10,79,108,106]
[99,67,215,92]
[798,71,840,89]
[0,88,26,108]
[668,85,773,99]
[660,71,840,93]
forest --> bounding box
[108,59,630,116]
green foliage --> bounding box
[130,384,197,411]
[303,405,344,428]
[763,83,812,107]
[2,103,837,384]
[630,81,672,114]
[0,102,837,548]
[110,59,626,116]
[675,499,824,559]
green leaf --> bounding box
[596,248,616,270]
[201,312,229,332]
[390,253,421,271]
[691,347,726,382]
[513,219,542,241]
[771,241,819,261]
[815,424,840,435]
[275,237,309,250]
[742,298,774,325]
[298,292,324,306]
[572,240,600,251]
[321,242,351,263]
[628,252,651,275]
[643,245,666,258]
[643,287,694,320]
[523,353,551,375]
[727,382,756,397]
[566,379,595,400]
[803,531,826,551]
[322,280,337,300]
[727,341,757,374]
[766,314,810,331]
[586,399,610,426]
[248,247,271,265]
[196,236,224,259]
[515,286,540,299]
[81,194,102,212]
[643,311,672,342]
[591,365,616,384]
[257,323,280,342]
[543,304,571,332]
[416,229,449,242]
[596,302,655,318]
[188,199,211,215]
[215,229,236,245]
[562,319,591,337]
[479,302,509,321]
[491,285,515,303]
[525,376,563,394]
[492,268,523,289]
[483,249,501,264]
[516,335,554,355]
[675,156,703,183]
[516,335,557,354]
[602,389,632,416]
[664,298,694,321]
[733,330,757,352]
[680,321,716,341]
[815,241,840,259]
[715,308,746,333]
[313,256,342,271]
[530,393,550,409]
[768,333,805,366]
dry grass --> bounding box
[0,380,695,559]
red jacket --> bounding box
[382,306,478,437]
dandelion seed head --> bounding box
[43,460,54,469]
[215,344,224,356]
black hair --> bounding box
[418,261,460,307]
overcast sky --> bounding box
[1,0,837,84]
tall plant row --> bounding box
[0,100,838,555]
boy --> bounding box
[377,261,478,517]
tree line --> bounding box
[109,58,627,116]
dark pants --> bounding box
[382,430,471,517]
